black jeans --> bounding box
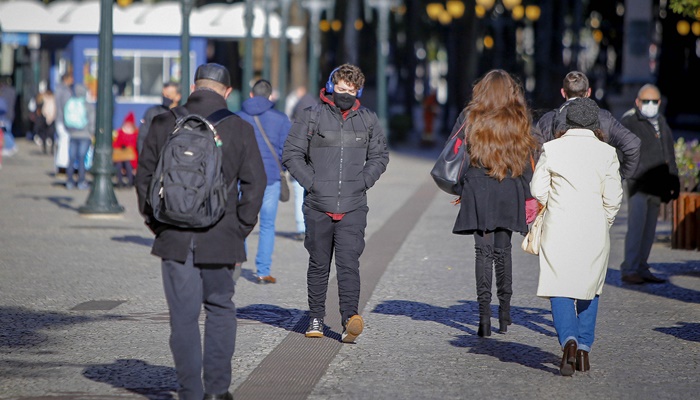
[161,242,236,400]
[304,204,368,323]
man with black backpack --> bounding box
[283,64,389,343]
[534,71,641,179]
[135,63,266,400]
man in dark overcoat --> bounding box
[135,63,266,400]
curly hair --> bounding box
[332,64,365,91]
[464,69,537,180]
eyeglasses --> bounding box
[640,99,660,105]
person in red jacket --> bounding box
[113,111,139,187]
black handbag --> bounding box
[430,120,469,195]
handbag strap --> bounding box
[253,115,284,174]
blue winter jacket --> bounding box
[237,96,292,185]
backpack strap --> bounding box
[206,108,235,126]
[306,104,323,139]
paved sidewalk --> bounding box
[0,138,699,399]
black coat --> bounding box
[282,92,389,214]
[620,107,679,202]
[449,112,533,236]
[535,102,641,179]
[135,90,267,264]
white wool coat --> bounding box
[530,129,623,300]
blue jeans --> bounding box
[2,122,15,150]
[621,189,660,276]
[550,296,599,352]
[66,137,92,186]
[293,178,305,233]
[255,181,280,277]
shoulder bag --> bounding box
[521,204,546,255]
[430,119,469,196]
[253,115,290,202]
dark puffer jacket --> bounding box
[535,100,641,179]
[282,89,389,214]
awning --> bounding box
[0,0,304,40]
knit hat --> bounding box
[565,97,600,130]
[194,63,231,87]
[123,111,135,125]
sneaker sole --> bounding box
[305,331,323,338]
[341,315,364,343]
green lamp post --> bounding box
[79,0,124,215]
[243,0,255,96]
[367,0,400,138]
[180,0,193,103]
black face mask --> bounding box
[333,92,356,111]
[162,95,174,108]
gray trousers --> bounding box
[162,243,236,400]
[621,189,661,276]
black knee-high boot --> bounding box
[474,244,494,337]
[494,245,513,333]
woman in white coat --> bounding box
[530,97,623,376]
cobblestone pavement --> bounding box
[0,138,698,399]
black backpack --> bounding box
[148,106,234,229]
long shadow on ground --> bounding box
[371,299,556,338]
[83,359,177,400]
[605,261,700,304]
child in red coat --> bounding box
[113,112,139,187]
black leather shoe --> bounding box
[575,349,590,372]
[640,272,666,283]
[621,273,645,284]
[203,392,233,400]
[559,340,577,377]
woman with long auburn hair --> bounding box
[451,69,538,337]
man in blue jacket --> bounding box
[237,79,292,284]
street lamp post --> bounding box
[262,0,273,81]
[180,0,193,102]
[368,0,400,139]
[243,0,255,95]
[277,0,292,112]
[79,0,123,215]
[302,0,331,94]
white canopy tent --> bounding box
[0,0,304,40]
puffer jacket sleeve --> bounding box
[282,106,315,190]
[362,111,389,189]
[601,110,640,179]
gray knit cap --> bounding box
[566,97,600,130]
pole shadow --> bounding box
[112,235,154,247]
[653,322,700,342]
[82,359,177,400]
[0,306,124,350]
[16,194,79,211]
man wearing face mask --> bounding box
[282,64,389,343]
[619,84,679,284]
[138,82,181,155]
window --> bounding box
[83,49,194,103]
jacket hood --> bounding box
[241,96,275,116]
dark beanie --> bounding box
[194,63,231,87]
[566,97,600,130]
